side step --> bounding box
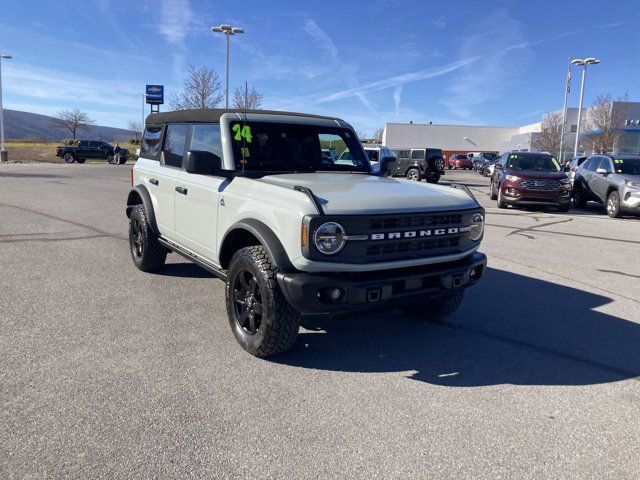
[158,237,228,281]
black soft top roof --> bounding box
[145,108,341,125]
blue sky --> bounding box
[1,0,639,134]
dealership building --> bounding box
[382,101,640,159]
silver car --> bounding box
[573,154,640,217]
[564,155,587,186]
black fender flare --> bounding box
[125,184,159,233]
[220,219,293,271]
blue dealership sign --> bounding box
[145,85,164,105]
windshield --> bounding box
[229,121,370,173]
[484,153,498,160]
[507,154,561,172]
[613,158,640,175]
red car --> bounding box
[489,151,571,212]
[449,154,473,170]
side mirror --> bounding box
[185,150,222,175]
[595,167,610,176]
[378,156,398,177]
[494,163,503,170]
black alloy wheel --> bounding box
[130,215,144,260]
[232,270,264,335]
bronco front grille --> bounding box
[519,179,560,190]
[304,209,481,264]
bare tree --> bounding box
[585,93,628,154]
[127,121,143,143]
[532,112,564,154]
[171,65,224,110]
[356,130,367,141]
[52,109,95,140]
[232,81,264,110]
[373,127,384,143]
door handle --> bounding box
[175,186,188,195]
[149,178,159,186]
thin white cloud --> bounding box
[393,85,403,116]
[319,57,479,104]
[3,63,142,110]
[441,10,583,120]
[303,19,339,60]
[429,16,446,29]
[159,0,193,45]
[273,57,479,112]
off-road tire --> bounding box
[406,168,420,181]
[226,246,300,357]
[63,153,75,164]
[402,290,465,323]
[573,184,587,208]
[107,154,116,165]
[606,191,622,218]
[426,175,440,184]
[75,158,86,164]
[118,155,127,165]
[557,203,570,213]
[129,204,167,272]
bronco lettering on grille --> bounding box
[370,227,460,240]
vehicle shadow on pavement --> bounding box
[275,267,640,386]
[153,262,216,279]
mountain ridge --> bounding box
[3,109,134,142]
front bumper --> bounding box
[277,252,486,314]
[501,184,571,207]
[621,188,640,211]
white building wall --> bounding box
[383,123,519,151]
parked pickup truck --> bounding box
[56,140,129,164]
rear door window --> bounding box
[411,149,425,160]
[597,157,613,172]
[584,157,598,171]
[162,124,188,168]
[366,150,379,162]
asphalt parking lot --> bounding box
[1,163,640,479]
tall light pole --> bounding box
[0,54,12,163]
[211,24,244,108]
[571,57,600,156]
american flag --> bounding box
[566,65,572,93]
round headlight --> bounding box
[314,222,346,255]
[469,213,484,241]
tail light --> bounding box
[130,168,134,186]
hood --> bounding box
[619,173,640,181]
[257,173,478,215]
[505,169,567,180]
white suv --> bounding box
[126,109,486,356]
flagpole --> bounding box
[558,58,570,164]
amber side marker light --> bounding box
[301,224,309,247]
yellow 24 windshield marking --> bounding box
[232,124,253,142]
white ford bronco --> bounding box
[126,109,486,357]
